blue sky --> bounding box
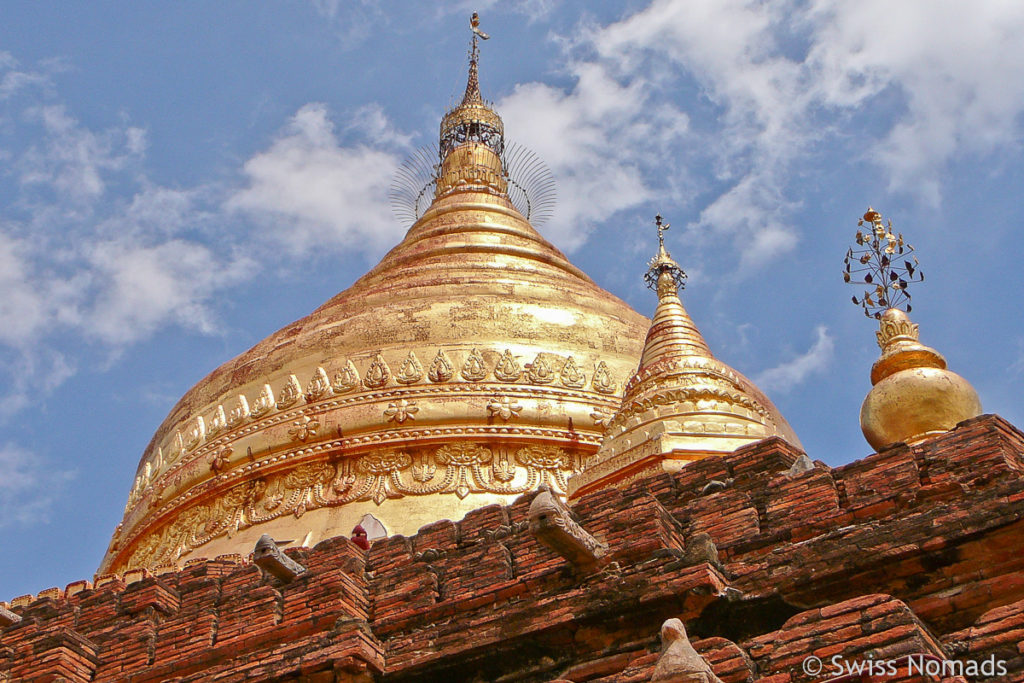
[1,1,1022,600]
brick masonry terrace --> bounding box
[2,414,1023,682]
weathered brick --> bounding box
[4,415,1024,681]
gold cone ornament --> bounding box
[569,216,800,498]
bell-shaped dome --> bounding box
[100,32,647,574]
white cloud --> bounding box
[2,63,410,417]
[0,230,62,347]
[309,1,554,40]
[565,0,1024,262]
[582,0,814,265]
[1,97,410,408]
[755,325,835,393]
[80,183,255,347]
[0,225,88,349]
[0,52,50,101]
[693,174,797,269]
[806,0,1024,204]
[0,351,74,417]
[0,86,252,410]
[0,101,245,352]
[499,61,688,250]
[346,103,414,149]
[440,1,555,23]
[227,103,406,256]
[84,239,252,346]
[109,185,205,239]
[306,1,386,47]
[509,0,556,22]
[0,442,73,527]
[18,105,146,202]
[1012,339,1024,377]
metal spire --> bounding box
[644,214,687,293]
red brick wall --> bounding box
[2,414,1022,682]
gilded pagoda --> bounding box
[100,20,799,574]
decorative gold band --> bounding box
[120,441,582,571]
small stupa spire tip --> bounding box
[644,213,687,294]
[462,15,483,105]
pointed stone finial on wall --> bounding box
[0,604,22,626]
[651,618,722,683]
[528,485,608,570]
[253,534,306,583]
[681,532,722,571]
[785,453,815,476]
[700,479,731,495]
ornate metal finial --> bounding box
[438,12,504,164]
[644,213,687,293]
[470,12,490,40]
[843,207,924,319]
[461,13,490,106]
[655,213,670,249]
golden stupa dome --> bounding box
[860,308,981,450]
[100,28,648,574]
[568,220,800,498]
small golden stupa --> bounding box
[847,208,982,449]
[100,18,649,574]
[568,216,800,498]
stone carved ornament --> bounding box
[651,618,722,683]
[528,484,607,569]
[253,534,306,582]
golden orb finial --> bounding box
[847,208,982,450]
